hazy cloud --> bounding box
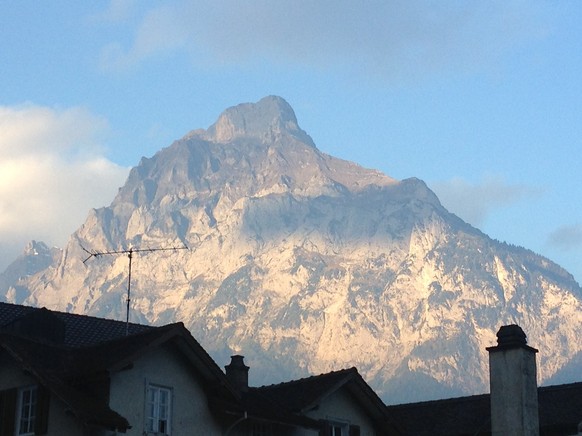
[431,176,538,227]
[98,0,549,78]
[97,0,138,23]
[99,3,190,71]
[0,104,129,271]
[546,224,582,250]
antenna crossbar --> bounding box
[81,245,185,264]
[80,244,188,335]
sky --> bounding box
[1,1,581,285]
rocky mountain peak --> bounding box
[0,241,61,304]
[2,97,582,404]
[23,240,51,257]
[203,96,315,146]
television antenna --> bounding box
[81,244,188,335]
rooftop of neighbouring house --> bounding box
[0,301,152,347]
[386,381,582,435]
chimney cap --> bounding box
[226,355,249,370]
[487,324,538,353]
[225,355,249,392]
[497,324,527,346]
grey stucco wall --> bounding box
[108,344,224,436]
[303,388,380,436]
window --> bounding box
[330,423,345,436]
[16,386,37,435]
[0,385,49,436]
[145,384,172,435]
[320,420,359,436]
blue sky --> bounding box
[1,1,581,285]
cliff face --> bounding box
[4,96,581,403]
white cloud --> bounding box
[430,176,539,227]
[98,0,549,78]
[0,104,129,271]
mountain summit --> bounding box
[203,95,315,146]
[3,97,581,403]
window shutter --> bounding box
[0,388,17,436]
[319,420,332,436]
[34,385,50,435]
[349,424,361,436]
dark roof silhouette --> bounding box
[253,367,362,412]
[387,393,490,436]
[0,302,236,432]
[537,382,582,434]
[1,302,396,433]
[253,367,402,435]
[0,301,152,346]
[387,382,582,435]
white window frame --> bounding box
[145,383,172,435]
[16,385,37,436]
[326,419,349,436]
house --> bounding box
[0,302,398,436]
[0,303,239,435]
[224,356,401,435]
[4,300,579,436]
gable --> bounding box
[305,388,382,436]
[253,369,400,435]
[108,343,223,436]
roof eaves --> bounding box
[242,390,322,430]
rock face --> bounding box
[2,96,581,403]
[0,241,61,305]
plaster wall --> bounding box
[302,388,379,436]
[108,344,223,436]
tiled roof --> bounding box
[0,303,239,432]
[387,382,582,436]
[0,314,240,432]
[386,393,491,436]
[253,367,359,413]
[235,390,322,429]
[538,382,582,434]
[0,301,152,347]
[254,367,403,435]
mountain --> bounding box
[2,96,581,403]
[0,241,61,305]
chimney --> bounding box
[225,355,249,392]
[5,308,66,344]
[486,324,539,436]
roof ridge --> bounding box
[253,367,357,389]
[387,392,490,408]
[78,322,182,348]
[388,381,582,409]
[538,381,582,392]
[0,301,152,328]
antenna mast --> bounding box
[81,244,188,335]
